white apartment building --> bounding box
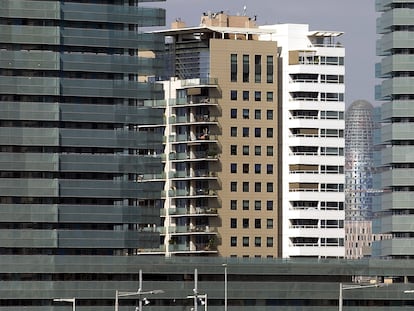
[260,24,345,258]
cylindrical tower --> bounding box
[345,100,374,220]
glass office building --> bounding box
[0,0,165,308]
[374,0,414,258]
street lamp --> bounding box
[53,298,76,311]
[115,269,164,311]
[187,269,208,311]
[222,263,227,311]
[339,282,380,311]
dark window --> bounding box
[243,109,249,119]
[255,55,261,83]
[231,54,237,82]
[267,55,274,83]
[242,145,249,155]
[243,91,249,101]
[231,236,237,247]
[231,108,237,119]
[255,146,261,156]
[255,219,261,229]
[267,128,273,138]
[255,109,261,120]
[243,200,249,210]
[267,146,273,156]
[230,145,237,155]
[243,182,249,192]
[243,164,249,174]
[267,91,273,102]
[255,237,262,247]
[243,236,249,247]
[243,54,249,82]
[255,200,261,210]
[267,237,273,247]
[267,200,273,211]
[267,110,273,120]
[230,200,237,210]
[231,127,237,137]
[267,182,274,192]
[243,218,249,228]
[230,182,237,192]
[231,90,237,100]
[230,163,237,173]
[267,219,273,229]
[255,182,261,192]
[242,127,249,137]
[254,128,261,138]
[255,91,261,101]
[255,164,261,174]
[231,218,237,228]
[267,164,273,174]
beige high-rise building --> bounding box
[157,12,281,258]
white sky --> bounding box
[157,0,379,107]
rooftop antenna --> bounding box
[243,5,247,16]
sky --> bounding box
[158,0,379,107]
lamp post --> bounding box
[339,282,380,311]
[53,298,76,311]
[115,269,164,311]
[187,269,208,311]
[222,264,227,311]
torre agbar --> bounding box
[0,0,166,309]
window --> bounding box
[266,200,273,211]
[255,55,261,83]
[243,236,249,247]
[254,91,261,101]
[243,218,249,228]
[255,219,261,229]
[231,236,237,247]
[243,91,249,101]
[243,163,249,174]
[242,145,249,155]
[255,200,261,210]
[243,109,249,119]
[230,200,237,210]
[231,90,237,100]
[266,110,273,120]
[267,237,274,247]
[230,145,237,155]
[243,54,249,82]
[267,164,273,174]
[230,218,237,228]
[242,127,249,137]
[230,127,237,137]
[267,182,274,192]
[231,109,237,119]
[230,182,237,192]
[255,182,261,192]
[266,91,273,102]
[230,163,237,173]
[231,54,237,82]
[242,200,249,210]
[267,128,273,138]
[243,182,249,192]
[267,146,273,156]
[254,128,261,138]
[267,219,273,229]
[267,55,274,83]
[255,146,261,156]
[255,109,261,120]
[255,237,262,247]
[255,164,261,174]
